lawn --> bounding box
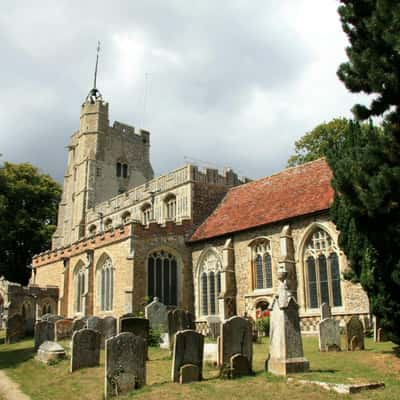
[0,331,399,400]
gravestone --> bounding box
[103,316,117,340]
[36,341,66,364]
[105,332,146,398]
[230,354,251,378]
[87,316,105,347]
[220,316,253,377]
[167,309,195,351]
[41,314,64,323]
[35,320,55,350]
[72,317,86,332]
[5,314,25,344]
[55,319,73,341]
[119,317,149,357]
[320,303,332,320]
[70,329,101,372]
[318,318,341,352]
[345,316,365,351]
[172,330,204,383]
[145,297,168,332]
[266,266,309,376]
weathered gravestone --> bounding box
[207,316,221,340]
[145,297,168,332]
[35,320,55,350]
[105,332,146,398]
[167,309,195,351]
[55,319,73,341]
[320,303,332,320]
[220,316,253,378]
[318,318,341,352]
[41,314,64,323]
[119,317,149,358]
[70,329,101,372]
[5,314,25,344]
[87,316,105,347]
[36,341,66,364]
[266,266,309,376]
[345,316,365,351]
[72,317,86,332]
[103,316,117,341]
[172,330,204,383]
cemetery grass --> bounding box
[0,332,400,400]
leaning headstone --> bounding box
[220,316,253,377]
[167,309,195,351]
[36,341,66,364]
[72,317,86,332]
[145,297,168,332]
[172,330,204,383]
[70,329,101,372]
[105,332,146,398]
[318,318,341,352]
[266,266,309,375]
[35,320,55,350]
[345,316,365,351]
[320,303,332,320]
[103,316,117,341]
[5,314,25,344]
[87,316,105,347]
[55,319,73,341]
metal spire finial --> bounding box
[93,41,100,89]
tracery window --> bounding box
[74,263,86,313]
[165,195,177,220]
[199,251,222,317]
[252,239,273,290]
[304,228,342,309]
[97,256,114,311]
[147,250,178,306]
[142,204,152,224]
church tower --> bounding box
[52,45,154,249]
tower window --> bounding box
[116,163,122,177]
[122,164,128,178]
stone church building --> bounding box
[20,86,369,333]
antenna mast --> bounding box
[93,41,101,89]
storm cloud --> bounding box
[0,0,368,182]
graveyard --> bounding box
[1,330,400,399]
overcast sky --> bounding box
[0,0,368,182]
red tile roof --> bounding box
[190,158,334,242]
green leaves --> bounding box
[0,162,61,284]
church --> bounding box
[3,82,370,334]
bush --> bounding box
[256,316,270,336]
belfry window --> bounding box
[147,250,178,306]
[304,228,342,309]
[164,194,177,220]
[116,162,128,178]
[198,251,222,317]
[251,239,273,290]
[116,162,122,177]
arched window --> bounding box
[122,164,128,178]
[97,256,114,311]
[251,239,273,290]
[74,262,86,313]
[142,204,152,225]
[147,250,178,306]
[116,162,122,177]
[198,251,222,317]
[88,224,97,235]
[304,228,343,309]
[164,194,177,220]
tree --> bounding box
[287,118,350,167]
[0,162,61,285]
[327,121,400,343]
[337,0,400,136]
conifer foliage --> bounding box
[330,0,400,343]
